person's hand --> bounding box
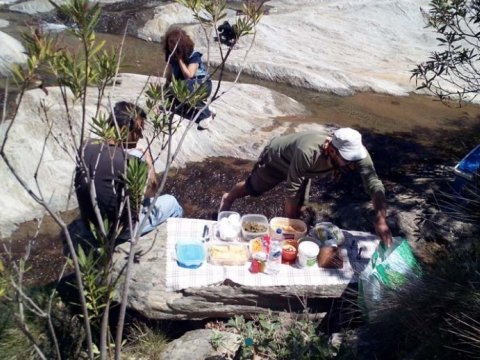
[375,218,393,247]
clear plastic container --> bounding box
[216,211,241,241]
[269,217,307,240]
[207,243,249,265]
[309,222,345,246]
[175,239,206,269]
[241,214,269,241]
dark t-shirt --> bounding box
[74,141,127,230]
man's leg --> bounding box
[219,181,248,212]
[140,194,183,235]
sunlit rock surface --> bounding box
[0,31,26,76]
[140,0,436,96]
[9,0,125,14]
[0,73,309,237]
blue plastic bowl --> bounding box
[175,241,206,269]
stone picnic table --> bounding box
[112,219,378,320]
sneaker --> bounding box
[197,116,212,131]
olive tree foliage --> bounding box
[412,0,480,104]
[0,0,265,359]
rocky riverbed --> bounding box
[0,0,479,295]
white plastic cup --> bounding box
[297,241,320,267]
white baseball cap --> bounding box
[331,128,368,161]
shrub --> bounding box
[226,312,338,360]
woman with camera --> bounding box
[162,27,215,130]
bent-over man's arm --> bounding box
[358,154,393,247]
[371,191,392,247]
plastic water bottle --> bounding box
[266,238,282,274]
[272,227,285,242]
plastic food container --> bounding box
[175,239,206,269]
[249,237,265,256]
[269,217,307,240]
[297,239,320,268]
[309,222,345,246]
[281,240,298,264]
[241,214,269,241]
[216,211,241,241]
[208,243,249,265]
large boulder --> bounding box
[9,0,125,14]
[138,0,437,96]
[111,222,350,320]
[160,329,240,360]
[0,31,26,76]
[0,73,307,237]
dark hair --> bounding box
[108,101,146,130]
[162,27,194,63]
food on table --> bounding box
[242,221,268,233]
[175,242,205,268]
[281,242,298,263]
[297,240,320,268]
[218,213,241,240]
[249,237,264,254]
[249,258,260,273]
[282,224,302,233]
[318,245,343,269]
[309,222,345,246]
[208,244,249,265]
[250,252,267,273]
[269,217,307,240]
[241,214,269,240]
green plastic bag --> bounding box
[358,237,421,321]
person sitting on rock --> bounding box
[162,26,215,131]
[219,128,393,247]
[75,101,183,243]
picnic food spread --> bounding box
[208,243,249,265]
[175,212,346,273]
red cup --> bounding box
[282,241,298,264]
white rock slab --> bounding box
[0,19,9,28]
[0,31,26,76]
[0,73,312,237]
[140,0,437,96]
[138,2,237,43]
[10,0,124,14]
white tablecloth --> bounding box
[165,218,379,292]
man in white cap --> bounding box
[219,128,392,246]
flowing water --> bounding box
[2,10,480,285]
